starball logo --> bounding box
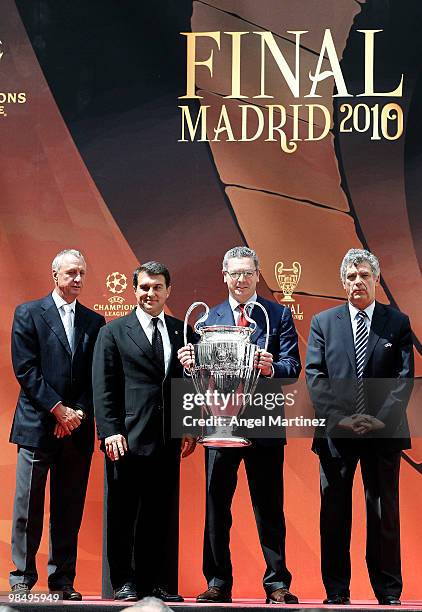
[93,272,135,318]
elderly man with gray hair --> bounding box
[306,248,414,605]
[9,249,105,600]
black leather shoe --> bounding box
[152,586,184,602]
[266,588,299,604]
[114,582,138,601]
[197,586,232,603]
[378,596,401,605]
[61,586,82,601]
[11,584,31,595]
[323,595,351,605]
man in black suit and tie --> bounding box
[9,249,105,600]
[93,261,196,603]
[306,248,414,605]
[178,246,301,604]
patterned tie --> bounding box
[237,304,249,327]
[354,310,369,413]
[62,304,74,353]
[152,317,165,371]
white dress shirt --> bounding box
[136,306,171,373]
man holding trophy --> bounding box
[178,246,301,604]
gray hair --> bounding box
[127,597,172,612]
[340,248,380,282]
[52,249,86,272]
[222,246,259,271]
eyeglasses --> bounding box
[225,270,257,280]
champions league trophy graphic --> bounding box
[183,301,269,447]
[275,261,301,302]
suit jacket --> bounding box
[203,295,301,445]
[10,294,106,452]
[93,309,194,456]
[305,301,414,455]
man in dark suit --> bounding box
[93,261,196,603]
[9,248,105,600]
[306,248,414,605]
[178,246,301,604]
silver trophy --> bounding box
[183,301,270,447]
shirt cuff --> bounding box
[50,401,62,413]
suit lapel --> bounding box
[126,310,162,373]
[364,301,388,368]
[214,301,235,325]
[73,302,89,353]
[41,295,72,355]
[336,303,356,371]
[165,315,183,377]
[250,296,267,344]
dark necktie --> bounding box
[152,317,165,371]
[355,310,369,413]
[237,304,249,327]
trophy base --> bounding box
[199,435,251,448]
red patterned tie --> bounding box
[237,304,249,327]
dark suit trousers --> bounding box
[105,444,180,593]
[203,445,291,593]
[319,449,402,599]
[9,440,92,589]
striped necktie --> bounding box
[355,310,368,413]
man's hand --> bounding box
[181,435,196,458]
[51,403,81,435]
[53,409,85,438]
[351,414,386,435]
[105,434,128,461]
[338,414,385,435]
[53,423,69,438]
[178,344,195,369]
[254,349,273,377]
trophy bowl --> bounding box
[183,301,269,447]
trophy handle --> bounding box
[183,301,209,345]
[245,301,270,352]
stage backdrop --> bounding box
[0,0,421,600]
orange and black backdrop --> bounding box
[0,0,421,599]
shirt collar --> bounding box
[136,305,165,328]
[229,292,258,313]
[348,299,376,323]
[52,290,76,312]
